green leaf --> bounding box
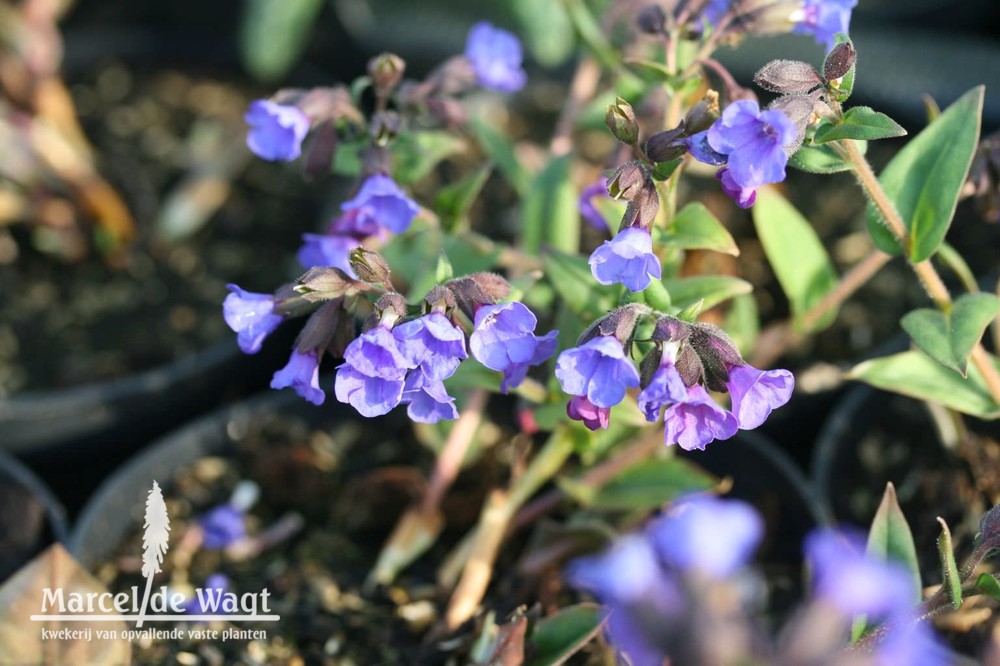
[239,0,324,81]
[901,294,1000,376]
[723,294,760,357]
[827,33,856,102]
[469,118,531,196]
[641,279,672,311]
[867,483,922,605]
[543,250,618,321]
[661,276,752,311]
[847,350,1000,419]
[511,0,575,67]
[434,163,493,231]
[391,131,466,185]
[789,139,864,174]
[656,202,739,256]
[586,459,716,511]
[937,517,963,610]
[524,155,580,255]
[813,106,907,143]
[527,604,605,666]
[975,573,1000,603]
[752,187,838,332]
[867,86,984,261]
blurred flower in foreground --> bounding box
[464,21,527,92]
[245,100,310,162]
[793,0,858,52]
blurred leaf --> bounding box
[584,459,716,511]
[469,117,531,196]
[435,162,494,231]
[867,86,984,261]
[975,574,1000,602]
[640,279,672,311]
[392,131,466,185]
[511,0,575,67]
[661,275,752,311]
[901,294,1000,376]
[867,483,922,604]
[789,140,862,174]
[656,202,738,255]
[847,350,1000,419]
[937,517,963,610]
[524,155,579,255]
[723,294,760,357]
[753,187,838,332]
[543,250,618,321]
[240,0,324,82]
[526,604,605,666]
[813,107,906,143]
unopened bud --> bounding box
[370,111,403,147]
[684,91,720,135]
[651,315,692,343]
[637,5,667,34]
[448,273,511,320]
[303,121,338,180]
[823,41,856,83]
[607,161,647,200]
[361,145,393,178]
[579,303,650,347]
[373,292,408,328]
[753,59,823,95]
[605,97,640,146]
[645,124,687,162]
[294,267,358,302]
[368,52,406,94]
[688,323,744,392]
[350,248,392,286]
[296,298,344,354]
[619,179,660,231]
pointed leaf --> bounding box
[789,139,863,173]
[901,294,1000,376]
[867,483,922,604]
[527,604,605,666]
[847,350,1000,419]
[867,86,984,261]
[239,0,324,81]
[900,308,954,372]
[435,163,494,230]
[753,187,838,332]
[657,202,739,255]
[813,107,906,143]
[975,573,1000,603]
[937,517,963,610]
[661,276,752,311]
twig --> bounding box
[800,249,893,331]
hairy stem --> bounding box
[800,249,893,331]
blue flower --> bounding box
[794,0,857,52]
[200,505,246,550]
[579,177,611,232]
[686,130,728,166]
[662,384,738,450]
[875,621,952,666]
[401,370,459,423]
[637,358,688,422]
[297,234,360,275]
[271,349,325,405]
[647,496,763,577]
[245,100,310,162]
[555,336,640,409]
[341,174,420,235]
[716,167,757,208]
[392,313,468,381]
[567,396,610,431]
[707,100,798,190]
[334,325,414,416]
[470,302,558,393]
[702,0,731,26]
[223,284,284,354]
[589,227,662,292]
[726,364,794,430]
[464,21,527,93]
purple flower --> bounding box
[223,284,284,355]
[335,325,414,416]
[297,234,360,275]
[200,505,246,550]
[245,100,310,162]
[794,0,857,52]
[662,385,738,450]
[567,396,610,431]
[464,21,527,93]
[702,0,731,26]
[579,177,611,232]
[686,130,728,166]
[726,364,794,430]
[271,349,325,405]
[555,336,641,408]
[638,357,688,422]
[589,227,662,292]
[707,100,798,190]
[469,302,558,393]
[183,574,230,615]
[804,528,916,619]
[401,370,459,423]
[716,168,757,208]
[647,496,763,577]
[392,313,468,381]
[341,174,420,235]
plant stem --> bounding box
[800,249,893,331]
[836,139,1000,406]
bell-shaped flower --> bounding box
[555,336,640,409]
[470,302,557,393]
[223,284,284,354]
[716,167,757,208]
[662,384,738,451]
[464,21,527,93]
[707,100,798,190]
[401,370,459,424]
[638,357,689,423]
[335,325,414,416]
[199,506,246,551]
[392,312,467,381]
[567,396,611,431]
[271,349,325,405]
[589,227,662,292]
[245,100,310,162]
[726,364,794,430]
[341,174,420,235]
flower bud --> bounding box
[303,121,338,180]
[350,248,392,286]
[619,179,660,231]
[823,41,856,83]
[370,111,403,147]
[294,267,358,302]
[651,316,692,343]
[368,52,406,95]
[448,273,511,320]
[683,91,720,135]
[688,323,744,392]
[768,94,818,155]
[578,303,650,347]
[605,97,640,146]
[636,5,667,34]
[296,298,346,355]
[607,161,647,200]
[753,59,823,95]
[645,124,687,163]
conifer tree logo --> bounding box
[136,481,170,628]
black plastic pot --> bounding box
[0,449,69,583]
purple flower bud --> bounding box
[245,100,310,162]
[793,0,857,52]
[464,21,527,93]
[556,336,641,409]
[707,100,798,190]
[341,174,420,235]
[567,396,611,431]
[392,312,468,381]
[335,325,415,416]
[647,496,763,576]
[662,385,738,451]
[200,505,246,550]
[804,528,915,619]
[716,168,757,208]
[401,370,459,423]
[589,228,663,292]
[271,349,325,405]
[726,364,794,430]
[638,357,688,422]
[223,284,284,354]
[579,177,611,232]
[297,234,361,276]
[470,302,558,393]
